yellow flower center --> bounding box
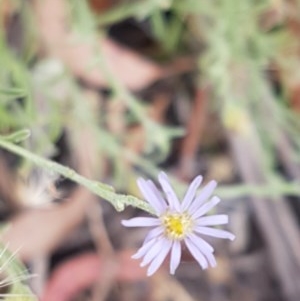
[161,212,192,240]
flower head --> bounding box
[122,172,235,276]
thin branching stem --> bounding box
[0,137,153,214]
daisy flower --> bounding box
[122,172,235,276]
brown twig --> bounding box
[87,199,117,301]
[178,87,208,180]
[227,128,300,301]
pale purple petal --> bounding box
[195,226,236,241]
[144,226,164,244]
[203,250,217,267]
[146,180,167,207]
[184,237,208,269]
[191,196,220,219]
[140,238,168,267]
[188,233,214,253]
[189,180,217,213]
[147,239,172,276]
[137,178,166,214]
[170,241,181,274]
[131,238,157,259]
[186,235,217,268]
[122,217,160,227]
[196,215,228,226]
[181,175,203,211]
[158,172,181,211]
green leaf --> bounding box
[0,88,27,99]
[0,243,37,300]
[1,129,31,143]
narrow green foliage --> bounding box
[0,244,37,300]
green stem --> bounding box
[216,183,300,199]
[0,137,153,214]
[96,0,161,27]
[0,137,299,215]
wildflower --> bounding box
[122,172,235,276]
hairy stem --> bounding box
[0,137,153,214]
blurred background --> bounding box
[1,0,300,300]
